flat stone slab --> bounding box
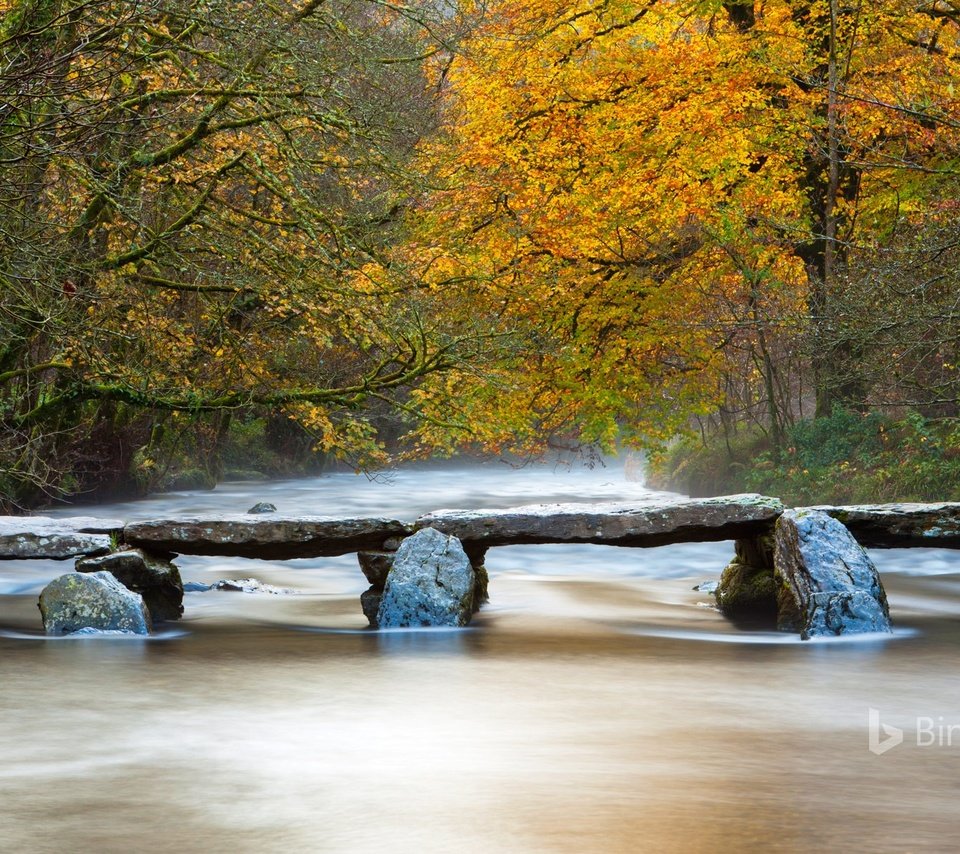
[811,503,960,549]
[123,515,414,559]
[0,516,123,560]
[9,498,960,565]
[416,494,784,549]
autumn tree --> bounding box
[0,0,491,507]
[825,191,960,417]
[400,0,960,456]
[4,0,958,506]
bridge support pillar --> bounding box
[715,535,778,624]
[357,538,489,627]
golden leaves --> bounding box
[400,0,960,452]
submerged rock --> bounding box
[76,549,183,622]
[774,509,891,639]
[377,527,475,628]
[247,502,277,514]
[67,627,150,637]
[38,571,152,635]
[214,578,296,594]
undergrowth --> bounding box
[647,410,960,504]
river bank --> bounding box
[647,409,960,505]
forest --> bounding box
[2,0,960,509]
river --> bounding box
[2,460,959,852]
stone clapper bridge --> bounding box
[4,494,960,638]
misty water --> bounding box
[2,460,960,852]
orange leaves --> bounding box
[1,0,478,461]
[398,0,960,451]
[7,0,960,471]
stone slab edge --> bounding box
[0,516,124,560]
[415,494,785,548]
[808,503,960,548]
[123,515,415,558]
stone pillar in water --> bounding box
[715,535,778,623]
[359,534,488,628]
[716,509,892,639]
[358,550,394,627]
[774,509,891,639]
[377,527,475,628]
[76,548,184,623]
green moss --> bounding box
[471,564,490,613]
[715,560,778,623]
[163,468,216,491]
[776,579,803,633]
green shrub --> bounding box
[221,417,272,474]
[651,410,960,504]
[786,409,886,470]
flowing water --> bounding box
[2,461,960,853]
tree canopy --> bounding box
[2,0,959,506]
[0,0,495,504]
[399,0,960,452]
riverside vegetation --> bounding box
[3,0,960,509]
[648,409,960,505]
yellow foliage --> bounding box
[400,0,960,450]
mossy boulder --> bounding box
[716,562,779,622]
[39,572,152,635]
[715,536,778,623]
